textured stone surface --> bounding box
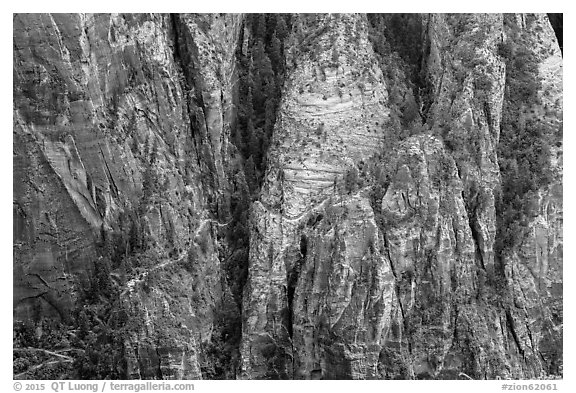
[500,13,563,376]
[260,13,389,217]
[239,13,562,380]
[423,13,506,274]
[14,13,562,380]
[13,13,243,379]
[239,14,392,379]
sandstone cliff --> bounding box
[239,13,562,379]
[13,13,562,380]
[14,13,245,379]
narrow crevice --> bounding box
[155,344,164,379]
[367,14,425,91]
[526,321,536,353]
[169,14,247,379]
[232,14,291,190]
[381,232,410,345]
[382,232,398,280]
[367,14,428,132]
[170,14,183,64]
[418,16,434,122]
[286,236,306,339]
[452,306,460,342]
[98,145,119,198]
[169,14,203,169]
[483,102,495,140]
[505,310,525,357]
[468,214,487,271]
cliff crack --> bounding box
[505,310,525,357]
[169,13,203,169]
[156,342,164,379]
[98,144,119,199]
[465,191,487,271]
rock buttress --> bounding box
[239,13,394,379]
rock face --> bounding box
[239,14,393,379]
[14,13,562,380]
[13,13,244,379]
[498,13,563,377]
[423,13,505,275]
[239,13,562,379]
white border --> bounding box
[2,3,572,392]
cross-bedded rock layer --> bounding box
[239,13,563,379]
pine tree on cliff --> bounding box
[232,124,245,154]
[254,14,267,40]
[275,16,289,41]
[234,13,289,190]
[251,41,273,115]
[251,127,264,167]
[128,218,142,252]
[269,31,283,74]
[245,86,254,119]
[244,156,257,193]
[243,117,256,159]
[239,89,255,158]
[264,97,276,142]
[345,166,359,194]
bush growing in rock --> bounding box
[344,166,359,193]
[497,16,554,252]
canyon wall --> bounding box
[13,13,245,379]
[13,13,562,380]
[239,13,562,379]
